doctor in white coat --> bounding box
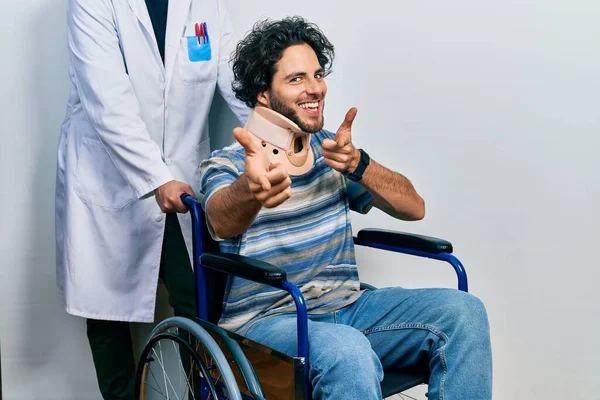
[55,0,248,397]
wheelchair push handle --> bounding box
[181,193,199,212]
[180,193,204,244]
[179,193,211,320]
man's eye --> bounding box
[315,73,323,80]
[290,77,301,83]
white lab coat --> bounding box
[55,0,248,322]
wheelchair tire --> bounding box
[135,316,242,400]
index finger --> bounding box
[335,107,358,145]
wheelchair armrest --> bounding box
[200,251,287,288]
[201,251,311,373]
[356,229,453,254]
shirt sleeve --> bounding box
[345,179,374,214]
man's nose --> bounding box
[305,79,323,96]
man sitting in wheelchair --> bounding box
[198,16,492,400]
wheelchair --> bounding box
[135,194,469,400]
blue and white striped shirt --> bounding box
[199,130,373,334]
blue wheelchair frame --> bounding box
[182,194,468,400]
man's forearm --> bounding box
[206,174,262,239]
[360,158,425,221]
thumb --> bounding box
[233,127,258,155]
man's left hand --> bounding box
[322,107,361,174]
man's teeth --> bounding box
[299,102,319,109]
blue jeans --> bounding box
[245,287,492,399]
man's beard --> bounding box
[269,94,324,133]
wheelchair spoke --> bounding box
[196,349,221,398]
[142,376,169,399]
[170,336,183,398]
[136,319,241,400]
[167,327,221,400]
[146,364,167,398]
[198,345,222,387]
[170,335,198,400]
[145,337,199,400]
[152,346,183,400]
[157,342,169,400]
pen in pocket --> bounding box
[203,22,209,44]
[194,22,210,45]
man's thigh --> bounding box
[245,314,384,398]
[245,314,373,359]
[337,287,486,369]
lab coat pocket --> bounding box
[187,36,212,61]
[74,137,135,209]
[178,37,217,85]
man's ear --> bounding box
[256,91,270,108]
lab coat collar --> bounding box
[125,0,155,45]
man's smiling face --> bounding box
[257,43,327,133]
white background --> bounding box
[1,0,599,398]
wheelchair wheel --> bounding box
[135,316,242,400]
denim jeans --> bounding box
[245,287,492,400]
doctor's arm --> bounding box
[322,108,425,221]
[215,0,250,124]
[68,0,189,209]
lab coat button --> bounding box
[155,214,164,223]
[165,158,172,166]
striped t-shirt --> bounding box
[199,129,373,334]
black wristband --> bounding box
[343,149,370,182]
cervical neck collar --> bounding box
[244,106,314,176]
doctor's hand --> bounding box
[155,180,195,213]
[233,127,292,208]
[322,107,361,174]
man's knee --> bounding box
[438,290,490,336]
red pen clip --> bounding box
[195,23,202,44]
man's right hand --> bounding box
[233,127,292,208]
[155,180,195,213]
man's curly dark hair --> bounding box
[231,16,335,108]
